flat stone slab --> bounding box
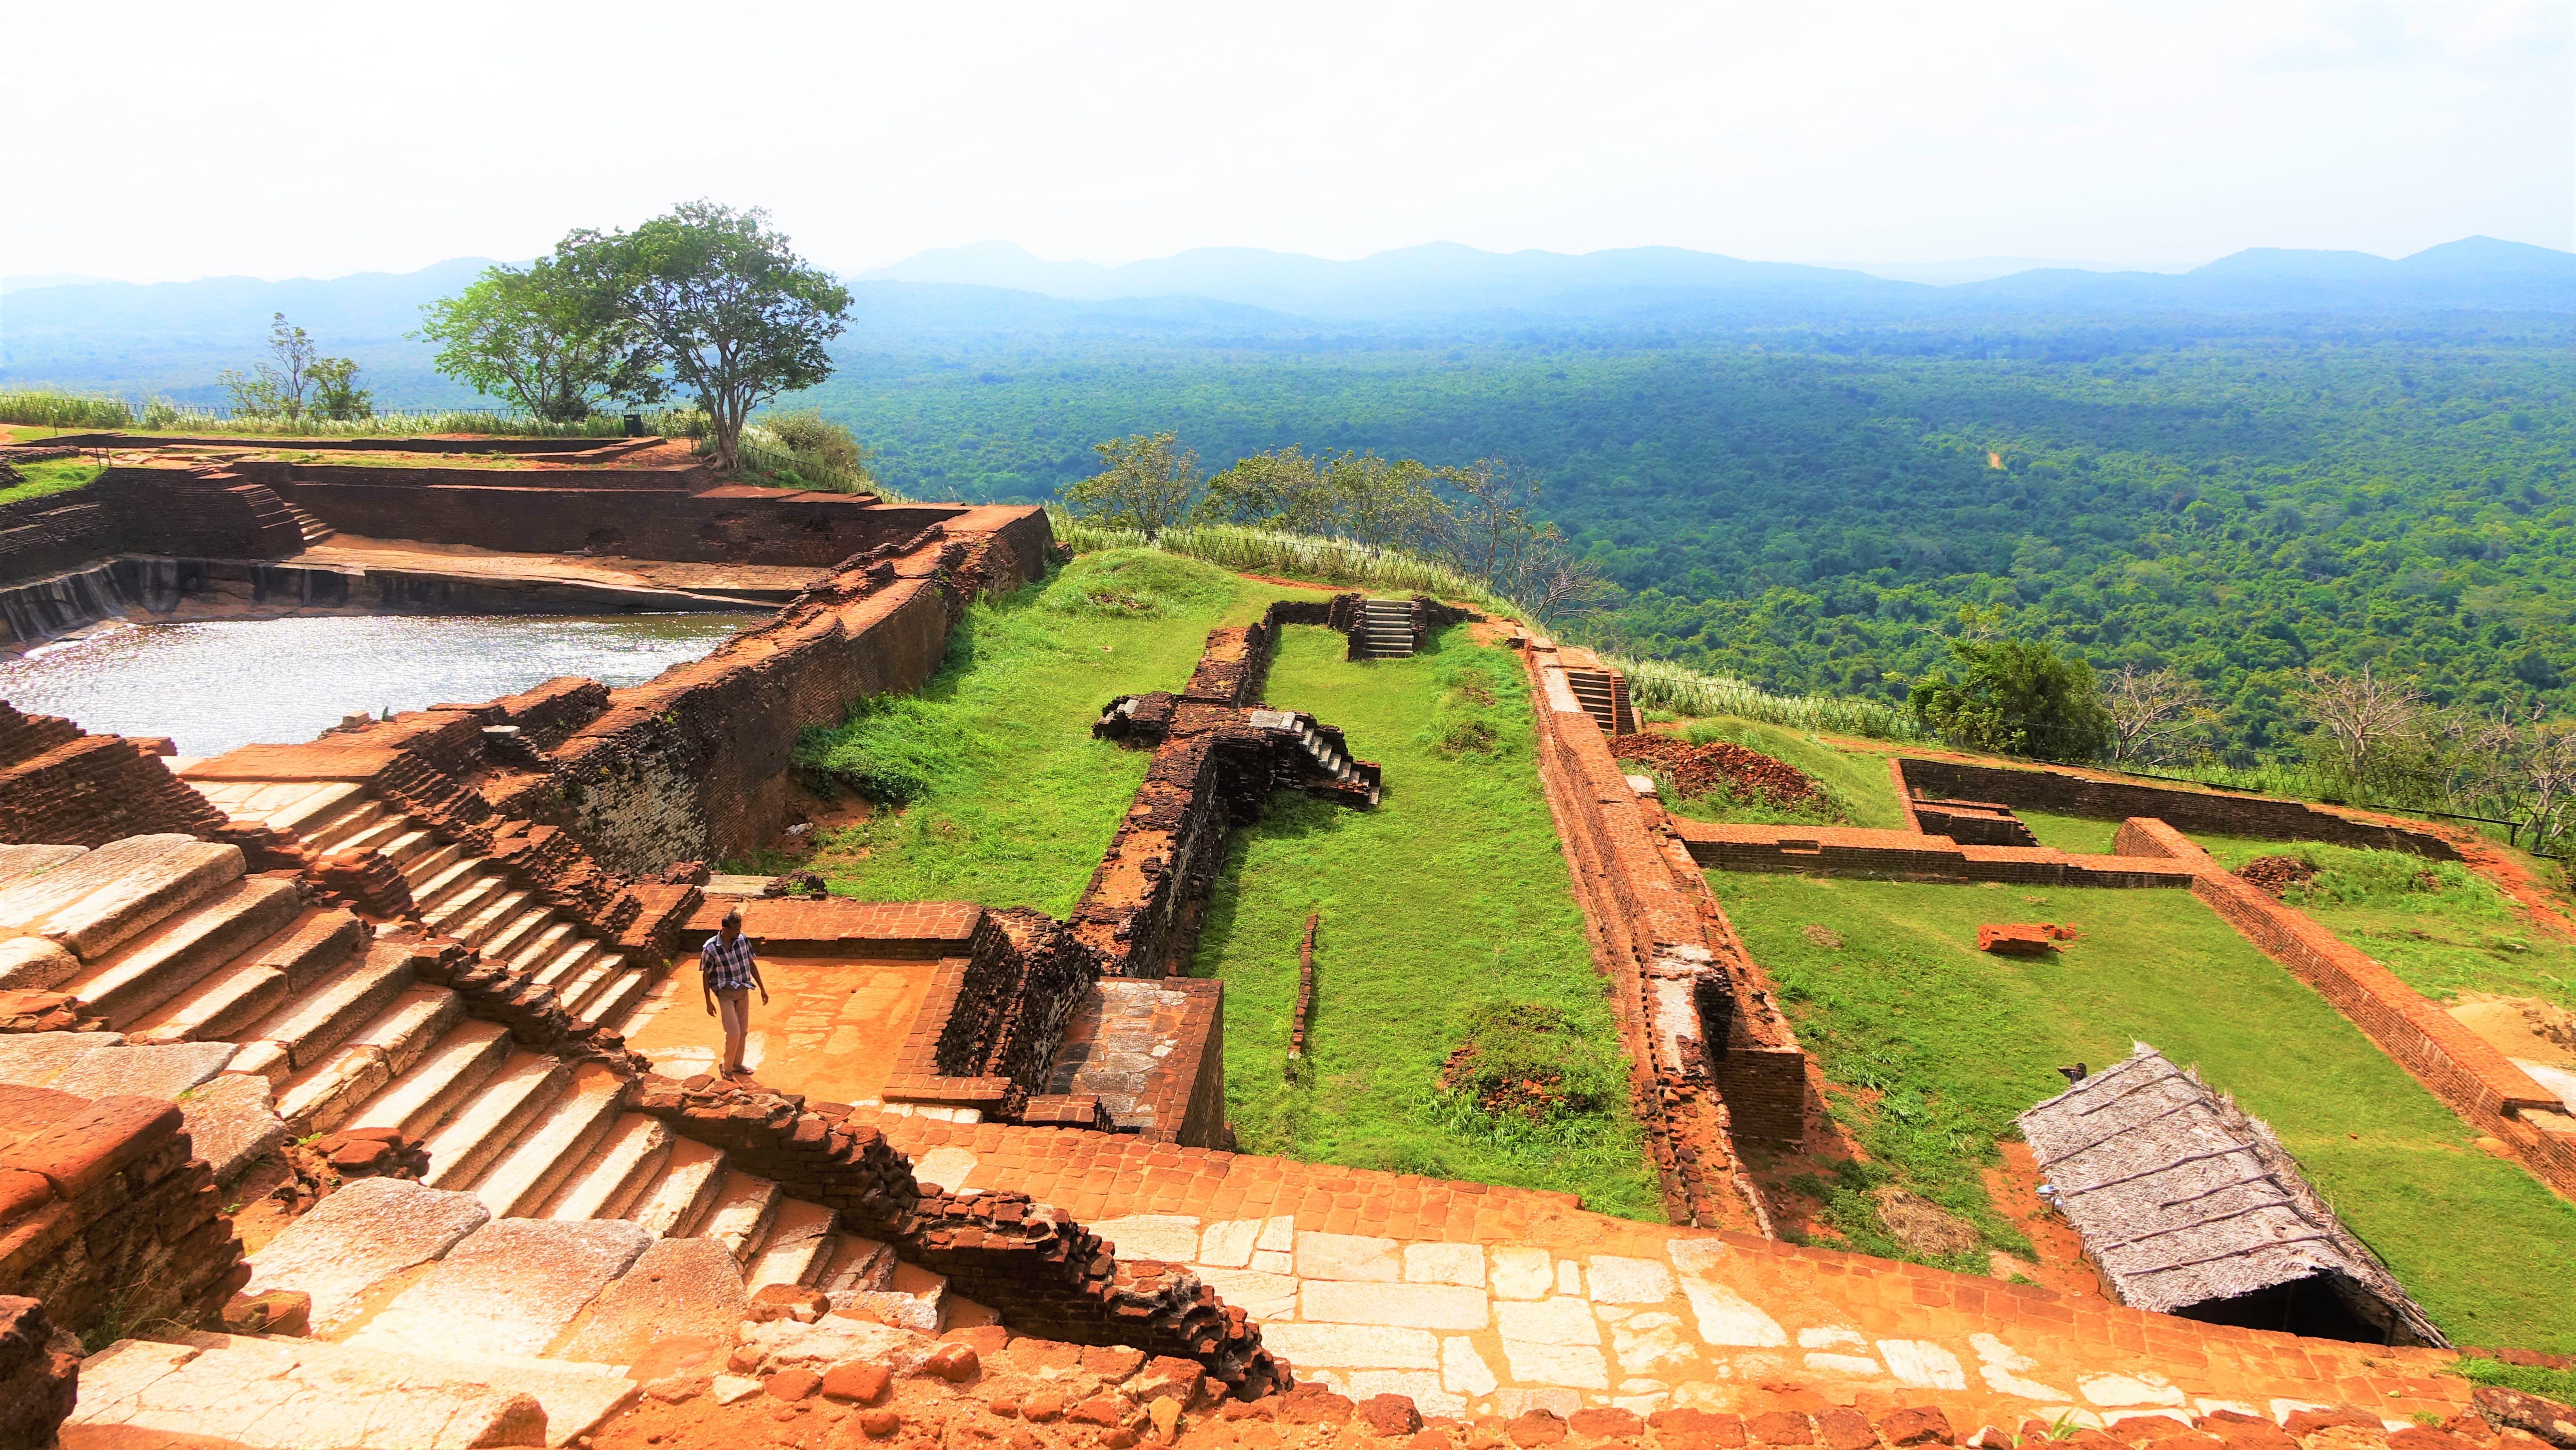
[69,1330,636,1449]
[47,1039,238,1102]
[345,1214,652,1360]
[557,1235,749,1380]
[181,1071,291,1185]
[248,1177,492,1333]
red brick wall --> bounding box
[0,705,230,847]
[1901,758,2459,860]
[2116,817,2576,1198]
[0,1085,249,1342]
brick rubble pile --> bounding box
[1610,734,1820,808]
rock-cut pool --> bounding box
[0,613,749,757]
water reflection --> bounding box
[0,613,747,756]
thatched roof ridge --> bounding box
[2017,1043,2443,1346]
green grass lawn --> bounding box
[1639,715,1910,830]
[0,460,100,507]
[1712,871,2576,1351]
[2182,836,2576,1015]
[1191,625,1663,1220]
[2016,809,2122,854]
[790,550,1311,914]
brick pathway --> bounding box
[840,1111,2471,1430]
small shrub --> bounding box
[759,409,868,474]
[1435,717,1500,755]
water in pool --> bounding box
[0,613,749,757]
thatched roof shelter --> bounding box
[2018,1043,2444,1347]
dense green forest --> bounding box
[789,319,2576,760]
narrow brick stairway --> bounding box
[1562,667,1637,736]
[279,499,336,547]
[1278,710,1380,803]
[0,835,949,1445]
[1355,597,1417,658]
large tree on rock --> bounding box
[562,201,850,471]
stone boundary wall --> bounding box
[0,491,121,592]
[1899,758,2461,860]
[0,703,231,848]
[2114,817,2576,1198]
[267,465,976,566]
[0,1082,250,1343]
[35,432,669,459]
[0,467,302,595]
[630,1074,1290,1398]
[1672,821,2197,888]
[1516,638,1793,1234]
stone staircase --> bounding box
[1563,666,1636,736]
[1251,709,1382,806]
[0,833,953,1445]
[1354,596,1417,658]
[280,499,336,547]
[188,778,654,1035]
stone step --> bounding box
[66,876,303,1028]
[274,986,467,1135]
[410,861,491,918]
[5,838,245,963]
[700,1169,783,1265]
[625,1136,729,1238]
[344,1019,513,1138]
[420,871,505,930]
[452,889,538,951]
[426,877,512,939]
[507,921,581,975]
[236,940,414,1074]
[259,782,366,835]
[400,843,467,889]
[375,827,440,869]
[70,1329,640,1450]
[543,1112,672,1223]
[330,817,409,859]
[530,938,599,990]
[467,1061,628,1218]
[129,956,292,1049]
[420,1050,572,1190]
[744,1197,837,1290]
[256,907,373,993]
[576,962,647,1030]
[481,905,556,962]
[301,800,385,854]
[342,1215,655,1370]
[553,960,615,1016]
[816,1233,898,1296]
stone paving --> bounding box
[844,1112,2472,1431]
[623,956,939,1100]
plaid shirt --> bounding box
[700,932,759,992]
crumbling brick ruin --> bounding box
[7,446,2572,1440]
[0,704,227,848]
[1514,634,1800,1234]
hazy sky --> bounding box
[6,0,2568,284]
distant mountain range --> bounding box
[861,236,2575,319]
[3,238,2568,401]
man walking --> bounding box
[701,909,769,1078]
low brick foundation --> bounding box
[1899,758,2460,860]
[631,1075,1288,1398]
[2114,817,2576,1198]
[882,910,1103,1120]
[1671,820,2197,888]
[0,1083,250,1342]
[1516,638,1795,1234]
